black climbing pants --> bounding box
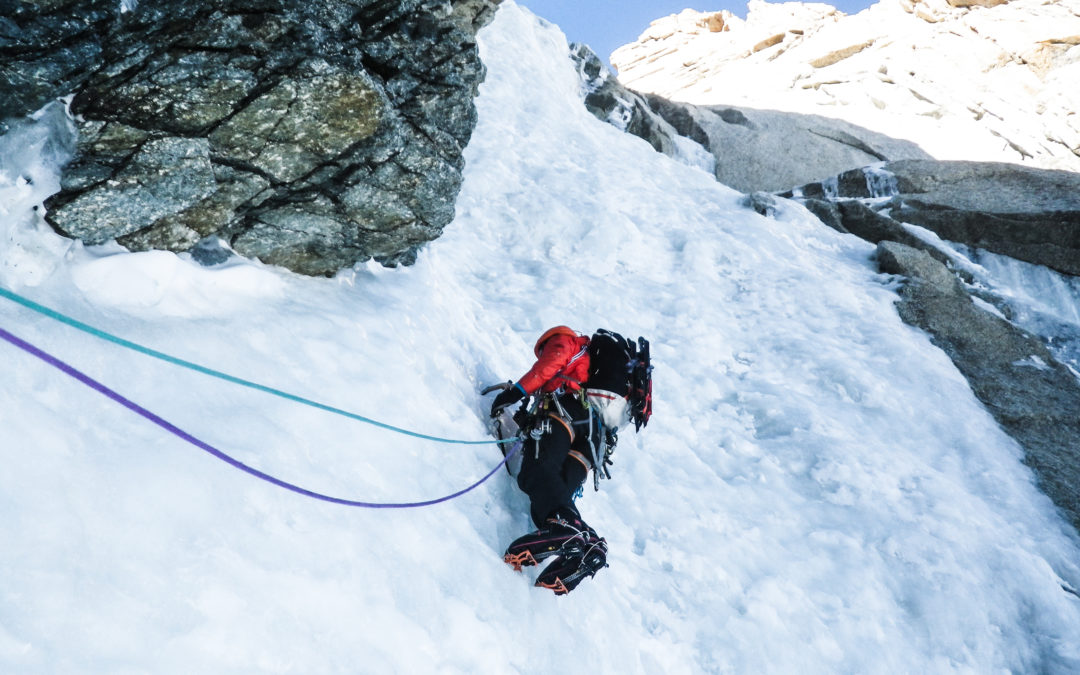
[517,393,594,528]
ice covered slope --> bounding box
[1,2,1079,672]
[612,0,1080,172]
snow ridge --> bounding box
[612,0,1080,173]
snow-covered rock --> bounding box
[787,160,1080,276]
[876,240,1080,527]
[612,0,1080,174]
[572,41,934,193]
[1,0,501,275]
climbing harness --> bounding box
[0,323,519,509]
[515,388,614,491]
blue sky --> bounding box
[516,0,879,66]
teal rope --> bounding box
[0,286,509,446]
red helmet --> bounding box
[533,325,580,357]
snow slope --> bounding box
[1,3,1079,672]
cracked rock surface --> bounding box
[1,0,501,275]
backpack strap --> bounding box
[551,343,589,390]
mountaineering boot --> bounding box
[535,535,608,595]
[503,515,600,571]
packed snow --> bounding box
[1,3,1079,672]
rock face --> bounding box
[571,44,685,157]
[570,43,932,193]
[877,241,1080,532]
[611,0,1080,175]
[790,160,1080,276]
[646,96,933,193]
[1,0,501,275]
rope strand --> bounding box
[0,324,518,509]
[0,286,509,445]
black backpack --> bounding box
[585,329,653,432]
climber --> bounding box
[489,325,648,595]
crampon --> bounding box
[534,537,608,595]
[503,517,608,594]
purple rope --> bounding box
[0,324,518,509]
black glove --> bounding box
[490,384,525,417]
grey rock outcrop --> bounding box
[646,98,934,194]
[570,44,685,157]
[877,241,1080,532]
[569,45,932,193]
[833,199,959,270]
[2,0,501,275]
[793,160,1080,277]
[801,198,846,233]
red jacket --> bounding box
[517,326,591,395]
